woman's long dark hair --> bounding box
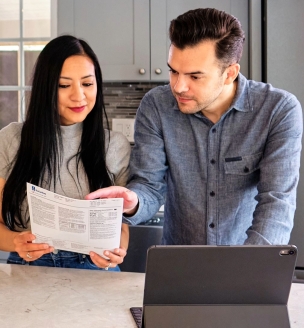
[2,35,112,230]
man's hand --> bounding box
[85,186,139,216]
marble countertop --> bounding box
[0,264,143,328]
[0,264,303,327]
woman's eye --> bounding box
[83,83,93,87]
[58,84,69,88]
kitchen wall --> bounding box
[103,81,167,129]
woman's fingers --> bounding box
[13,231,53,261]
[104,248,127,265]
[22,246,54,261]
[89,247,127,269]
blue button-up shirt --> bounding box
[124,73,303,245]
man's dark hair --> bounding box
[169,8,245,68]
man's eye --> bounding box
[58,84,69,88]
[169,69,177,74]
[191,75,199,80]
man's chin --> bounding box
[177,104,200,114]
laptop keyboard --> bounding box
[130,307,142,328]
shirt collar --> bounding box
[232,72,252,112]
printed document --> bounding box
[27,183,123,257]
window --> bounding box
[0,0,56,129]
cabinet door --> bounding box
[150,0,249,82]
[57,0,150,81]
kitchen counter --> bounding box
[0,264,143,328]
[0,264,303,327]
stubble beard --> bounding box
[171,72,227,114]
[175,85,225,115]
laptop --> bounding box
[130,245,297,328]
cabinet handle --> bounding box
[155,68,162,75]
[139,68,146,75]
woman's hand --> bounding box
[89,223,129,270]
[89,247,127,270]
[13,231,54,261]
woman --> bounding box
[0,35,130,270]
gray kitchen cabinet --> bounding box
[57,0,249,82]
[57,0,150,81]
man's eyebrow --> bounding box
[59,74,95,80]
[167,63,176,71]
[167,63,204,75]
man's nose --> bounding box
[173,76,189,94]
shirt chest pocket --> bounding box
[224,152,262,175]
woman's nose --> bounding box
[71,85,85,101]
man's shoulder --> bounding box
[246,78,299,106]
[146,84,171,95]
[235,74,301,120]
[143,84,175,103]
[139,84,178,117]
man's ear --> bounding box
[224,63,240,84]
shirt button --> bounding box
[209,223,215,228]
[244,166,249,173]
[210,159,216,164]
[210,191,215,197]
[212,128,216,133]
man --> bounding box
[86,8,302,245]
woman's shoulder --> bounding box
[105,129,131,186]
[0,122,23,143]
[104,129,130,151]
[0,122,23,178]
[107,129,130,147]
[105,129,131,163]
[0,121,23,133]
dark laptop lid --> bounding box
[143,245,297,305]
[141,245,297,328]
